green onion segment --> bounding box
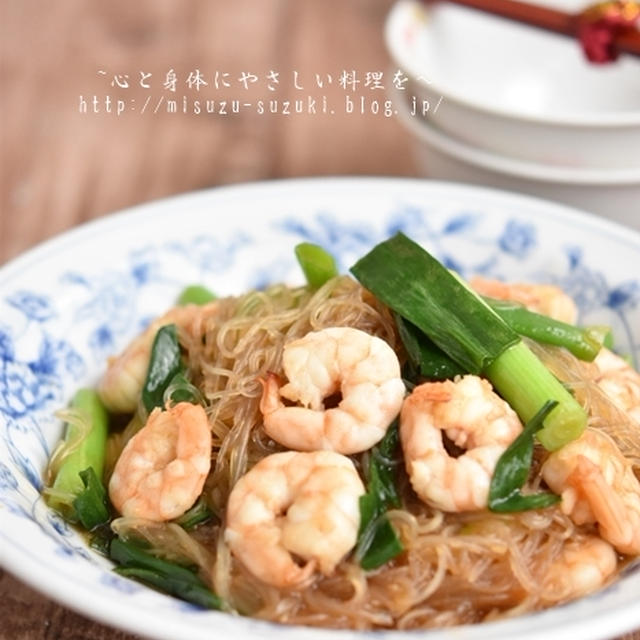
[395,314,466,381]
[351,233,587,451]
[72,467,110,530]
[486,297,609,362]
[47,389,109,522]
[177,285,217,306]
[141,324,183,413]
[355,422,404,570]
[110,537,222,609]
[174,497,214,530]
[489,401,561,512]
[295,242,339,289]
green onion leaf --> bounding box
[486,297,609,362]
[489,400,561,513]
[490,492,560,512]
[89,524,115,556]
[46,389,109,523]
[110,538,222,610]
[295,242,338,289]
[142,324,183,413]
[395,314,466,380]
[177,285,216,306]
[351,233,587,451]
[114,567,222,609]
[352,233,519,373]
[603,330,614,350]
[355,422,404,570]
[72,467,110,530]
[174,497,214,530]
[369,423,401,509]
[357,514,404,571]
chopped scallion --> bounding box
[355,422,404,570]
[486,297,609,362]
[395,314,465,381]
[489,401,561,512]
[141,324,183,413]
[46,389,109,524]
[174,497,214,530]
[351,233,587,451]
[110,538,222,610]
[484,342,585,451]
[72,467,110,530]
[295,242,338,289]
[177,285,216,306]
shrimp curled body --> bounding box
[224,450,365,589]
[542,536,617,601]
[542,428,640,555]
[98,303,216,414]
[470,276,578,324]
[109,402,212,521]
[260,327,405,454]
[400,376,523,512]
[594,348,640,424]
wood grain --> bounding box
[1,0,416,265]
[0,2,637,639]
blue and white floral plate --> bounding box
[1,178,639,640]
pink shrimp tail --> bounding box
[259,372,284,417]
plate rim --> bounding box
[2,176,640,285]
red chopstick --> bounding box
[425,0,640,61]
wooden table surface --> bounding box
[1,2,638,639]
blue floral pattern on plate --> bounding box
[1,179,639,640]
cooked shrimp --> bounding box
[594,348,640,423]
[259,327,405,454]
[470,276,578,324]
[98,303,216,413]
[109,402,212,521]
[224,450,365,589]
[542,536,617,601]
[400,375,523,512]
[541,428,640,555]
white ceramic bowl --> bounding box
[394,88,640,229]
[1,178,640,640]
[385,0,640,169]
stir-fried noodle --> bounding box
[100,275,640,629]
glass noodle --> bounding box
[100,274,639,628]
